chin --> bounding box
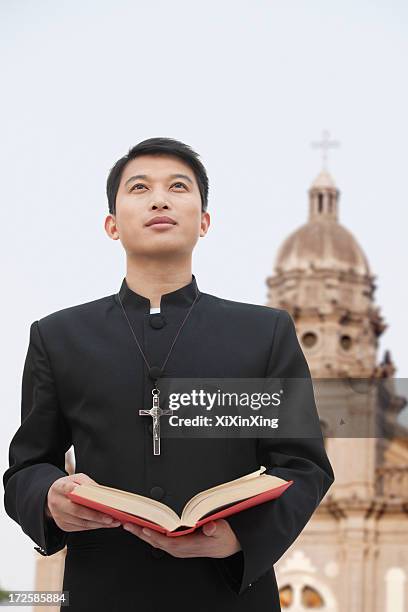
[137,243,187,257]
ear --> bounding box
[200,211,211,237]
[104,214,120,240]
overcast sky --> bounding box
[1,0,407,595]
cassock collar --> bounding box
[116,273,200,313]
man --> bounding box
[3,137,335,611]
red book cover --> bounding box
[67,479,294,537]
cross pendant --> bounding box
[139,388,173,455]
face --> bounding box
[105,154,210,259]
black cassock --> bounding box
[3,274,334,612]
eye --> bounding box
[130,181,187,192]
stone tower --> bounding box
[266,168,385,378]
[266,168,408,611]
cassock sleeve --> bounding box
[3,319,72,556]
[213,309,335,595]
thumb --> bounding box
[71,472,98,485]
[202,521,217,537]
[58,478,81,494]
[57,474,97,495]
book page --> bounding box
[181,465,266,519]
[181,473,287,525]
[71,483,182,531]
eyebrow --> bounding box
[124,173,194,187]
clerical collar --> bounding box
[116,273,200,313]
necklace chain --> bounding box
[116,285,201,384]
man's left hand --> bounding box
[122,519,241,558]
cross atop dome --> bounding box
[307,131,340,222]
[311,129,340,171]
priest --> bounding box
[3,137,335,611]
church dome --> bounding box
[275,220,371,276]
[274,169,371,276]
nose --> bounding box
[151,201,170,210]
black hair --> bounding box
[106,137,209,215]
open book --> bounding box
[67,466,294,537]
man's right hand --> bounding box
[46,472,121,532]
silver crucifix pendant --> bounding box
[139,388,173,455]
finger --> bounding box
[54,479,83,495]
[66,500,120,525]
[202,521,217,536]
[122,524,168,548]
[56,475,98,498]
[70,472,99,485]
[63,521,117,532]
[123,524,207,552]
[62,516,121,531]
